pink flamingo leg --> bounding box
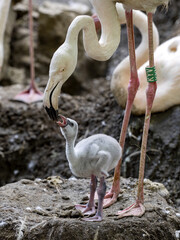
[75,175,97,216]
[103,9,140,208]
[83,176,106,222]
[118,12,157,218]
[13,0,43,104]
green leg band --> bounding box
[145,66,157,83]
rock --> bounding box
[13,0,29,13]
[6,66,26,85]
[5,2,39,86]
[0,177,179,239]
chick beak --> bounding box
[57,115,67,128]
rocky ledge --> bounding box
[0,177,179,240]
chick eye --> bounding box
[59,68,65,73]
[70,122,74,127]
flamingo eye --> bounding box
[59,68,65,73]
[67,120,74,127]
[70,122,74,127]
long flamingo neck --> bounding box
[65,16,89,45]
[65,0,120,61]
[65,136,78,166]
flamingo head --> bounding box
[43,43,77,120]
[57,115,78,140]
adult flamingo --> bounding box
[43,0,121,119]
[0,0,11,74]
[104,0,169,218]
[14,0,43,104]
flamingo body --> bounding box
[116,0,169,12]
[60,119,122,178]
[112,36,180,115]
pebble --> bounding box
[175,230,180,239]
[20,179,33,185]
[82,196,89,201]
[70,210,82,218]
[26,207,32,212]
[0,222,7,228]
[62,196,70,200]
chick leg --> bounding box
[75,174,97,216]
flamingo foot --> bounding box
[75,204,96,216]
[117,201,145,218]
[82,215,102,222]
[13,86,43,104]
[103,191,119,208]
[94,190,119,208]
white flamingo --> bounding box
[57,115,122,222]
[0,0,11,74]
[43,0,121,119]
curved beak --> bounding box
[43,79,62,121]
[57,115,67,128]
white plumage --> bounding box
[57,116,122,221]
[60,118,121,178]
[115,0,169,12]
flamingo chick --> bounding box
[57,115,122,222]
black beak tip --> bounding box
[45,106,58,121]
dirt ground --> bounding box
[0,177,179,240]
